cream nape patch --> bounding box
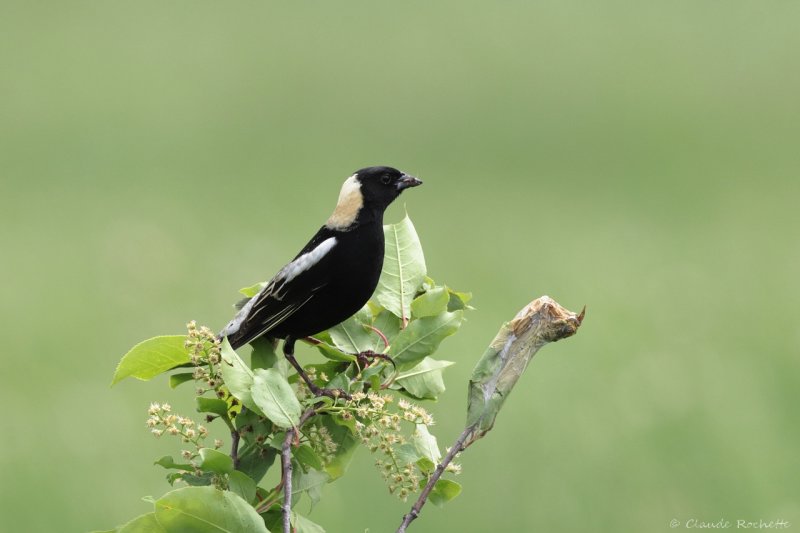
[326,174,363,229]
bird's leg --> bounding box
[283,337,351,400]
[282,337,316,390]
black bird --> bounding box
[221,166,422,391]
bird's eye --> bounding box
[381,175,392,185]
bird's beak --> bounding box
[397,174,423,191]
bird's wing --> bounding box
[222,228,338,348]
[227,290,319,348]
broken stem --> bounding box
[396,296,584,532]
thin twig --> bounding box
[281,408,319,533]
[301,336,323,346]
[281,429,294,533]
[230,428,241,470]
[254,480,282,515]
[365,324,390,349]
[396,425,475,533]
[230,405,247,470]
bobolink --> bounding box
[220,166,422,390]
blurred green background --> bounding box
[2,1,798,531]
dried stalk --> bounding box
[397,296,584,532]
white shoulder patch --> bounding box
[326,174,363,230]
[219,237,337,339]
[281,236,337,284]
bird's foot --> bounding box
[356,350,396,371]
[307,383,352,401]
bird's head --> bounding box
[326,166,422,230]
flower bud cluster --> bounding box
[304,424,338,464]
[397,398,434,425]
[185,321,221,364]
[185,321,228,400]
[337,392,435,500]
[146,403,209,451]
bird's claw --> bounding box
[356,350,396,370]
[309,384,351,401]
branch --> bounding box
[397,426,472,532]
[230,428,241,470]
[230,406,245,470]
[281,407,318,533]
[281,429,293,533]
[396,296,584,532]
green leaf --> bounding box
[395,357,454,400]
[365,309,401,352]
[389,311,463,370]
[413,424,441,464]
[416,457,435,474]
[269,432,287,451]
[234,408,271,441]
[428,479,462,508]
[291,467,329,509]
[165,473,183,485]
[196,397,229,418]
[374,215,427,320]
[169,372,195,389]
[112,335,189,385]
[292,512,326,533]
[180,472,215,487]
[446,288,473,311]
[311,331,333,345]
[394,443,421,466]
[369,373,381,393]
[294,444,324,471]
[261,510,282,532]
[251,368,301,429]
[328,305,372,353]
[154,456,192,471]
[199,448,234,474]
[326,372,351,395]
[239,282,266,298]
[116,512,167,533]
[154,486,269,532]
[236,445,276,486]
[417,457,436,472]
[410,287,450,318]
[219,339,262,415]
[361,362,385,382]
[305,361,345,385]
[228,470,257,504]
[314,342,357,363]
[250,337,281,372]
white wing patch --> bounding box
[326,174,363,229]
[281,236,337,284]
[220,237,337,338]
